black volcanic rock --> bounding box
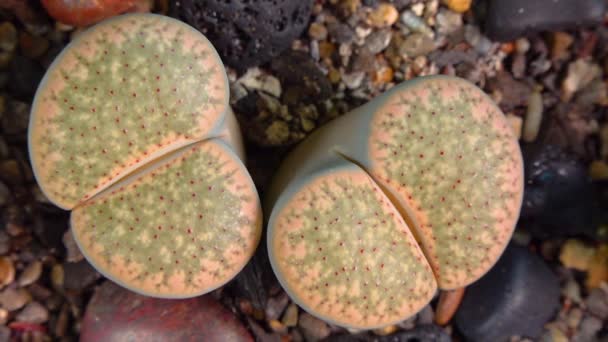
[173,0,313,69]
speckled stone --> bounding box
[173,0,314,69]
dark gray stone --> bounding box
[484,0,605,41]
[172,0,313,69]
[454,245,560,342]
[8,55,44,99]
[328,22,355,44]
[63,260,101,293]
[519,144,595,238]
[323,325,450,342]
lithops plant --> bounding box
[28,14,262,298]
[266,76,524,329]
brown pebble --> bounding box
[281,303,299,327]
[15,301,49,324]
[55,303,70,337]
[19,32,49,59]
[0,256,14,288]
[269,319,287,333]
[18,261,42,287]
[318,41,335,60]
[373,65,394,85]
[51,264,64,290]
[373,324,398,336]
[368,4,399,28]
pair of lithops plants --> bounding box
[28,14,523,329]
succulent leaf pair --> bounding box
[265,77,524,328]
[29,14,261,298]
[28,13,523,328]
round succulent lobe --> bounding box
[271,163,436,329]
[29,14,228,209]
[368,78,523,289]
[72,140,261,297]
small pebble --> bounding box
[318,41,336,59]
[373,65,394,85]
[0,232,9,255]
[586,245,607,289]
[15,301,48,324]
[561,278,583,305]
[237,68,282,98]
[400,10,433,35]
[368,3,399,28]
[435,8,463,36]
[397,315,416,330]
[342,71,365,89]
[506,114,523,139]
[0,287,31,311]
[515,38,530,54]
[281,303,298,327]
[373,324,397,336]
[559,239,595,271]
[355,26,372,40]
[336,0,361,17]
[63,230,83,263]
[18,32,49,59]
[399,32,436,58]
[0,326,8,342]
[18,261,42,287]
[366,29,392,54]
[63,260,101,293]
[298,313,331,341]
[511,53,526,79]
[522,90,543,142]
[0,22,17,67]
[0,22,17,52]
[265,292,289,320]
[442,0,471,13]
[417,305,434,325]
[572,316,602,342]
[0,181,9,207]
[265,120,290,145]
[551,32,573,61]
[464,25,493,55]
[51,264,64,290]
[269,319,287,333]
[55,304,69,337]
[2,100,30,135]
[0,308,7,324]
[328,68,341,84]
[411,2,425,16]
[328,23,355,44]
[0,256,14,288]
[566,307,583,329]
[585,285,608,319]
[308,22,328,41]
[561,59,602,102]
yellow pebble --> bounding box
[559,239,595,271]
[443,0,472,13]
[369,3,399,28]
[590,160,608,180]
